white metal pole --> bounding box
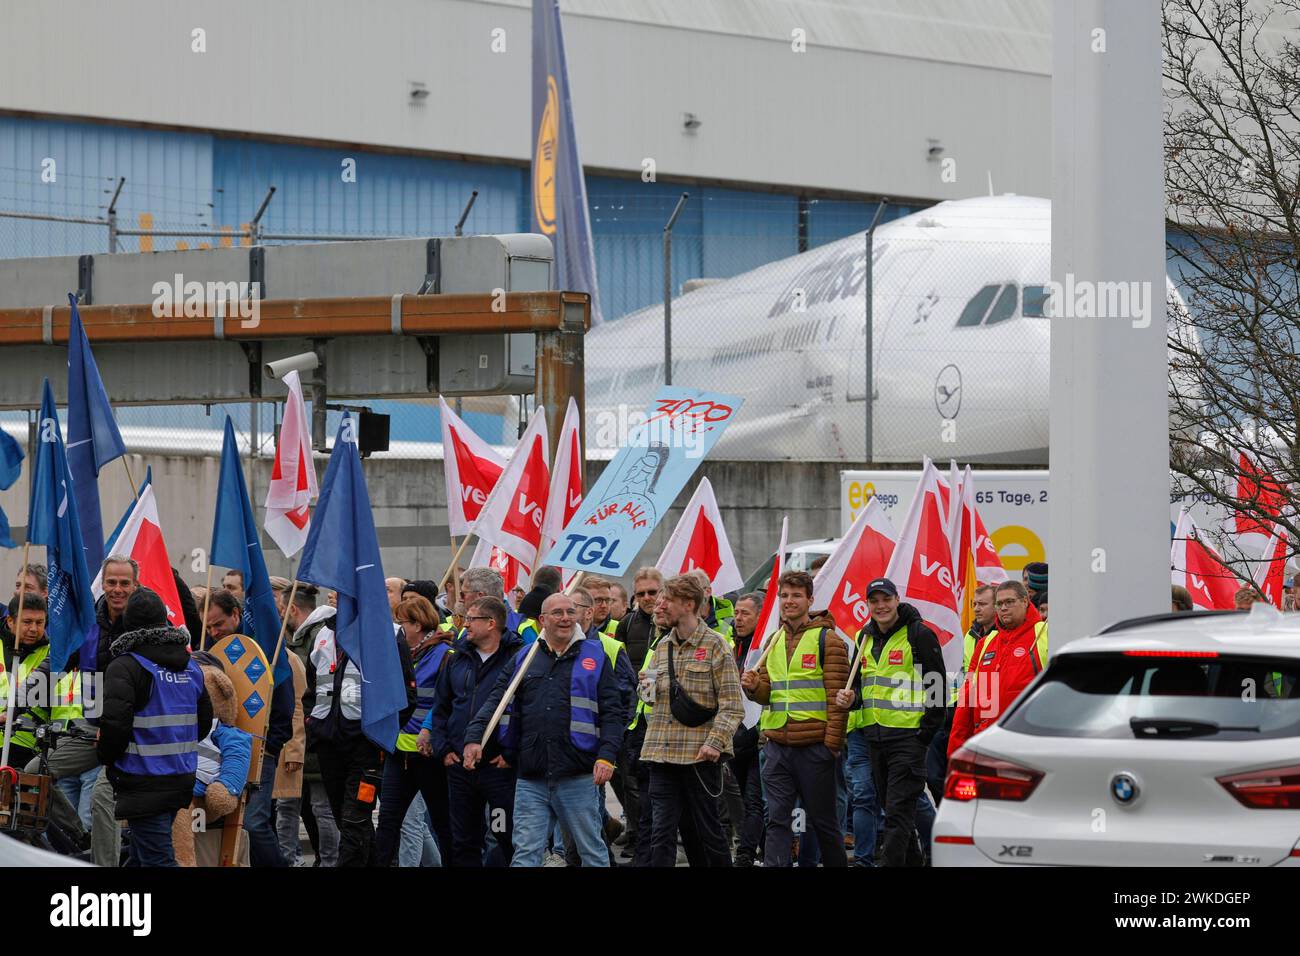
[1049,0,1169,640]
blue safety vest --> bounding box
[116,653,204,777]
[499,637,605,753]
[397,643,453,751]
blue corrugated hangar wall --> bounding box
[0,116,920,441]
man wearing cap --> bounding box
[1023,561,1048,603]
[849,577,946,867]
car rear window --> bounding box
[1003,653,1300,740]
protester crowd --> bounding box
[0,547,1106,868]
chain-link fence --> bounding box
[1,172,1056,463]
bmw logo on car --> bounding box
[1111,772,1139,805]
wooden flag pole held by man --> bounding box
[480,571,585,742]
[198,564,214,651]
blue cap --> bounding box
[866,578,898,598]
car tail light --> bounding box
[1122,650,1219,658]
[1217,764,1300,809]
[934,835,975,845]
[944,747,1044,802]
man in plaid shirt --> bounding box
[639,574,744,867]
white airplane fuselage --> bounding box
[583,194,1186,463]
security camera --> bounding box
[265,352,320,381]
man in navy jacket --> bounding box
[463,592,625,867]
[419,596,522,866]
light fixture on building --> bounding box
[683,112,702,133]
[410,81,430,104]
[927,138,945,161]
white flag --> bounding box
[264,370,319,558]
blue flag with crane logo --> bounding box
[28,379,99,673]
[297,414,406,751]
[531,0,603,324]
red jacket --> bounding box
[948,603,1047,757]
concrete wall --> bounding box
[0,451,852,592]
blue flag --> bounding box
[66,294,127,576]
[28,380,99,673]
[211,418,291,686]
[298,414,405,750]
[531,0,603,324]
[0,429,25,549]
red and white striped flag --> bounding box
[440,396,507,538]
[655,478,743,595]
[95,486,187,634]
[263,370,319,558]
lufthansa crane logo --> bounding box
[532,75,559,238]
[934,364,962,419]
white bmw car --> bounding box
[933,606,1300,866]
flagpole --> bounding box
[842,627,867,689]
[198,565,214,651]
[121,457,139,500]
[479,570,585,744]
[1,542,31,770]
[438,535,474,591]
[449,537,461,627]
[269,576,299,681]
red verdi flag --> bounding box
[1171,508,1240,610]
[541,397,583,557]
[884,459,962,674]
[440,397,507,537]
[813,496,897,640]
[655,478,743,594]
[473,406,550,565]
[1253,524,1288,609]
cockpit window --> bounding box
[1022,285,1050,318]
[956,285,999,327]
[956,283,1019,328]
[983,285,1018,325]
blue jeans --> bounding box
[846,731,935,866]
[398,793,441,867]
[56,766,98,830]
[244,751,287,866]
[512,775,608,867]
[126,812,178,867]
